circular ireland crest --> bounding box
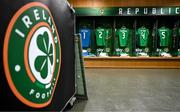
[99,8,104,15]
[3,2,61,108]
[164,48,169,52]
[125,48,129,53]
[144,48,149,53]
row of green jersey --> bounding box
[95,26,175,48]
[96,26,130,48]
[117,26,150,48]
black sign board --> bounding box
[0,0,75,111]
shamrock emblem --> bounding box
[35,32,53,79]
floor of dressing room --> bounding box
[68,69,180,112]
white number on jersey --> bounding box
[83,32,86,39]
[161,31,166,39]
[141,31,145,39]
[122,31,125,39]
[99,31,103,38]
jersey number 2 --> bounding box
[99,31,103,38]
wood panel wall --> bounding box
[68,0,180,7]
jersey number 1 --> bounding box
[83,32,86,39]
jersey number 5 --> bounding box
[161,32,166,39]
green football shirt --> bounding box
[137,26,149,47]
[95,27,106,46]
[117,27,129,47]
[158,27,171,47]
